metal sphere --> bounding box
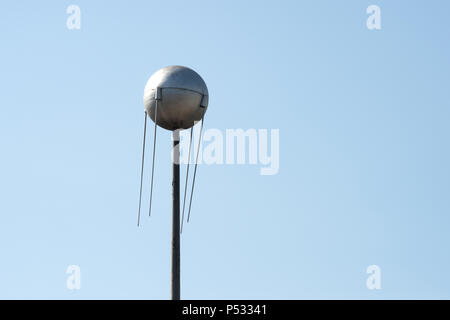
[143,66,209,131]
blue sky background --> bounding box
[0,0,449,299]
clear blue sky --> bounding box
[0,0,449,299]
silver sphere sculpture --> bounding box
[143,66,209,131]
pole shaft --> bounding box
[172,130,181,300]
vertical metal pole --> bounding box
[172,130,181,300]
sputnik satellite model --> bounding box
[137,66,209,300]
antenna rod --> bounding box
[137,112,147,226]
[148,100,158,217]
[181,127,193,234]
[187,116,205,223]
[172,130,181,300]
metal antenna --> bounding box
[180,127,193,234]
[137,111,147,226]
[187,116,205,224]
[148,99,158,217]
[141,66,209,300]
